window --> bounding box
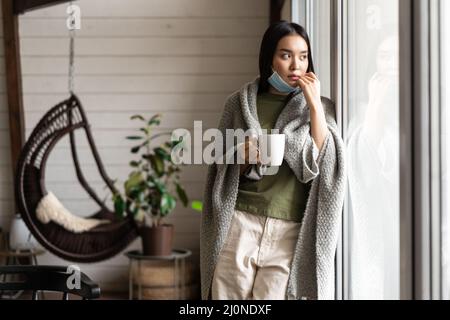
[345,0,400,299]
[291,0,331,98]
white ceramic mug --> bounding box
[259,134,286,166]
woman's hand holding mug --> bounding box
[239,136,261,175]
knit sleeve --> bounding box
[321,96,339,132]
[201,93,238,216]
[295,97,337,183]
[215,93,241,165]
[299,133,321,182]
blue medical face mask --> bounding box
[267,69,301,94]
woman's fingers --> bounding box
[244,140,256,149]
[243,140,259,163]
[301,74,315,82]
[298,77,308,88]
[307,72,318,80]
[301,75,313,83]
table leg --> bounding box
[138,260,142,300]
[128,260,132,300]
[0,256,7,298]
[174,258,179,300]
[181,257,186,300]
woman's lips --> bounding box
[288,76,299,81]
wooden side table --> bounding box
[0,229,45,266]
[125,249,194,300]
[0,249,46,266]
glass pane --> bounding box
[346,0,400,299]
[292,0,331,98]
[311,0,331,98]
[441,0,450,301]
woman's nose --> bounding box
[291,58,301,70]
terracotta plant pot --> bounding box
[140,224,174,256]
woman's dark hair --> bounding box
[258,21,315,93]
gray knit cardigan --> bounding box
[200,76,346,300]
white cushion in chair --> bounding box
[36,192,110,233]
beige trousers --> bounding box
[211,209,301,300]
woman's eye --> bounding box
[300,55,307,61]
[281,54,290,59]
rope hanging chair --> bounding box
[14,5,138,262]
[15,94,138,262]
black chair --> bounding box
[0,265,100,300]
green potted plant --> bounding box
[112,114,202,256]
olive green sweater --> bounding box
[235,92,311,222]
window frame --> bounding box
[290,0,446,300]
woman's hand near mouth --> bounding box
[297,72,322,109]
[297,72,329,152]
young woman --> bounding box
[200,21,346,300]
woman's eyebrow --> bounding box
[280,48,309,54]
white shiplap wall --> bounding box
[0,0,268,292]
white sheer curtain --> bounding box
[346,0,400,299]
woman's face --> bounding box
[271,34,309,88]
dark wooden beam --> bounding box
[2,0,25,178]
[13,0,73,15]
[270,0,286,25]
[2,0,74,180]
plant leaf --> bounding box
[112,193,125,217]
[160,193,176,216]
[128,185,144,199]
[148,114,162,126]
[131,145,141,154]
[164,141,173,148]
[146,179,155,188]
[175,183,188,207]
[154,147,171,161]
[149,175,166,193]
[138,191,146,204]
[191,200,203,212]
[131,115,145,121]
[149,154,165,176]
[125,171,143,195]
[126,136,143,140]
[129,160,140,167]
